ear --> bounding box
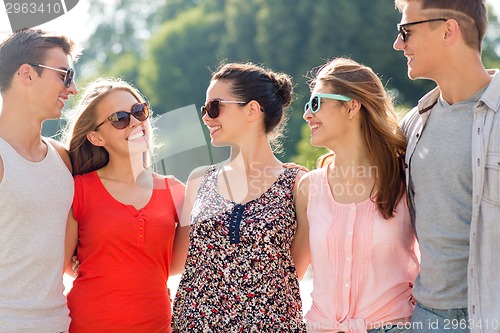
[346,99,362,119]
[443,19,460,45]
[246,100,262,121]
[86,131,106,147]
[18,64,34,86]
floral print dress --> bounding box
[172,164,305,332]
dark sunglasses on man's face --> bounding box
[200,99,248,119]
[28,63,75,88]
[396,18,448,42]
[94,102,150,130]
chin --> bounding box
[309,136,324,148]
[128,141,149,154]
[210,139,231,148]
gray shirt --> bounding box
[410,89,484,309]
[400,70,500,333]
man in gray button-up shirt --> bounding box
[393,0,500,332]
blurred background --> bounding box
[2,0,499,179]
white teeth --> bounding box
[127,132,144,141]
[58,97,65,103]
[210,126,221,134]
[311,124,320,130]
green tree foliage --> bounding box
[218,0,262,63]
[139,5,223,114]
[484,6,500,69]
[63,0,500,163]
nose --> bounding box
[129,113,142,127]
[201,108,211,122]
[393,35,404,50]
[67,80,78,95]
[303,106,313,121]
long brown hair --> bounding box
[313,58,406,219]
[63,78,152,176]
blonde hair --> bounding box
[63,78,153,175]
[312,58,406,219]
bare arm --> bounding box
[169,166,209,276]
[166,176,186,221]
[63,208,78,276]
[291,171,311,280]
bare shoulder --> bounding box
[188,165,212,181]
[46,138,72,172]
[294,171,311,198]
[162,174,185,188]
[294,169,307,184]
[184,165,212,189]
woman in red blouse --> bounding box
[63,78,185,333]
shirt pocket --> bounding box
[484,152,500,206]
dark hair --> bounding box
[395,0,488,51]
[0,28,82,93]
[211,62,293,146]
[312,58,406,219]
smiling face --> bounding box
[393,1,446,81]
[90,89,150,158]
[303,81,352,149]
[31,47,77,120]
[202,79,248,147]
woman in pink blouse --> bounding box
[295,58,420,333]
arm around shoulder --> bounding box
[165,175,186,222]
[169,165,210,276]
[292,171,311,280]
[63,208,78,276]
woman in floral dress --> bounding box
[171,63,308,332]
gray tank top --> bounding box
[0,138,73,332]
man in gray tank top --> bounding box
[0,29,81,333]
[393,1,500,333]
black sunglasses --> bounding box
[397,18,448,42]
[28,63,75,88]
[200,99,248,118]
[94,103,150,130]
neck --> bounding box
[227,140,281,175]
[0,101,45,150]
[434,52,491,104]
[100,153,147,185]
[326,129,371,170]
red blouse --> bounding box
[67,171,178,333]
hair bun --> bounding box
[273,73,293,108]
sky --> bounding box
[1,0,500,45]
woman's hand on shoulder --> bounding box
[283,162,309,173]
